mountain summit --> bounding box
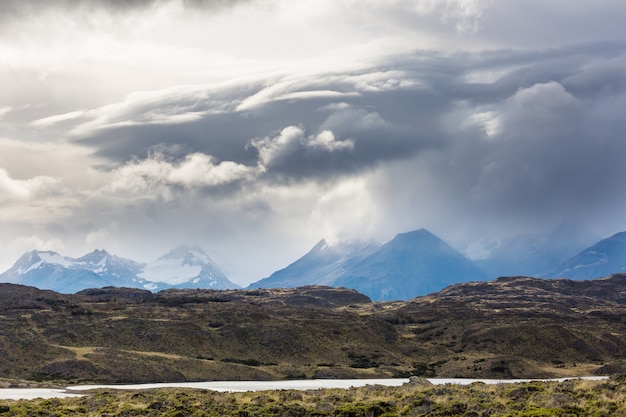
[138,245,238,291]
[247,237,380,289]
[334,229,487,300]
[249,229,487,301]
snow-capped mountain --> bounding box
[0,246,238,294]
[247,237,380,289]
[138,245,239,291]
[0,249,149,294]
[249,229,488,301]
[333,229,488,301]
[547,231,626,279]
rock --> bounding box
[407,376,432,386]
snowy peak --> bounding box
[0,246,238,293]
[75,249,145,276]
[0,249,147,294]
[11,250,45,274]
[75,249,111,267]
[138,245,239,290]
[10,250,74,275]
[158,245,214,266]
[7,249,144,277]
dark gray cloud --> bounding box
[72,43,626,200]
[73,70,444,182]
[71,40,626,248]
[364,46,626,242]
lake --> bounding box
[0,376,609,400]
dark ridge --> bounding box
[2,276,626,383]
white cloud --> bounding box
[9,235,66,255]
[0,169,30,200]
[308,130,355,152]
[250,126,306,168]
[406,0,492,33]
[464,110,501,137]
[0,106,12,119]
[167,153,255,188]
[277,90,359,101]
[459,82,583,141]
[86,227,114,248]
[319,106,390,132]
[109,152,256,196]
[31,110,87,127]
[251,126,356,171]
[0,168,60,202]
[70,86,232,135]
[343,70,423,93]
[309,176,379,239]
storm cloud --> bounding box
[2,0,626,284]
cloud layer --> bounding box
[2,0,626,284]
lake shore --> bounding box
[0,376,609,400]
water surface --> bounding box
[0,376,609,400]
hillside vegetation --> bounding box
[1,275,626,384]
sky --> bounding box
[2,0,626,285]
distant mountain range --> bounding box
[2,227,626,299]
[0,245,238,294]
[250,229,488,301]
[250,227,626,301]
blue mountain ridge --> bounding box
[546,231,626,280]
[247,237,380,290]
[249,229,488,301]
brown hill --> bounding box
[387,275,626,377]
[1,276,626,383]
